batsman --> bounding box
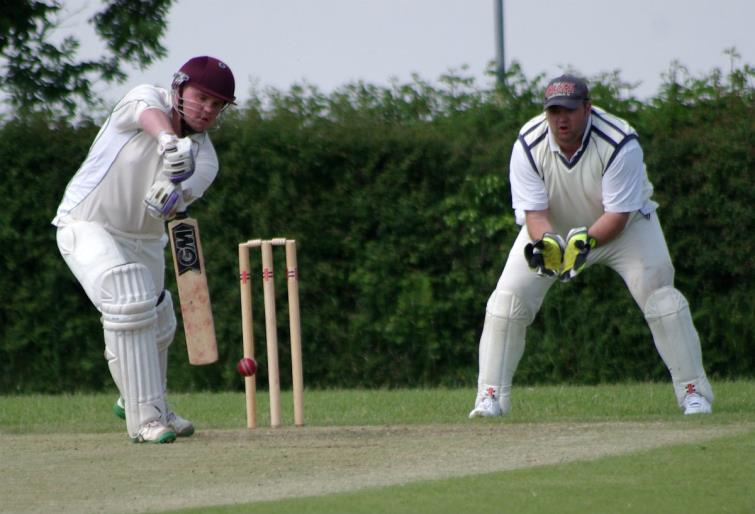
[52,56,235,443]
[470,75,714,418]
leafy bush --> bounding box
[1,62,752,393]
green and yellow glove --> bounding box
[524,233,565,277]
[560,227,596,282]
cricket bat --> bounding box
[168,212,218,365]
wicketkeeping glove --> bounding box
[524,232,565,277]
[560,227,596,282]
[158,133,195,183]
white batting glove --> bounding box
[156,131,179,155]
[158,133,195,183]
[144,179,182,220]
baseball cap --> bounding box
[543,74,589,110]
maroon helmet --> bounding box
[172,56,236,104]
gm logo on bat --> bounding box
[171,222,201,275]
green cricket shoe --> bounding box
[113,397,195,437]
[113,397,126,420]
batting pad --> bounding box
[644,286,714,406]
[155,290,177,393]
[100,263,165,437]
[477,291,532,412]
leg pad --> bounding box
[100,263,164,437]
[644,286,713,406]
[476,291,533,413]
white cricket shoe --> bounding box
[166,410,195,437]
[468,387,503,418]
[115,397,194,437]
[682,392,712,415]
[130,420,176,444]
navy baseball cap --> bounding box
[543,74,589,109]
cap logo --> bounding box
[545,81,576,99]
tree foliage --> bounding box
[0,0,173,117]
[1,61,752,393]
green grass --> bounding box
[173,431,755,514]
[2,380,753,433]
[2,380,754,514]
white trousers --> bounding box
[56,221,171,435]
[477,211,712,407]
[498,212,674,313]
[55,221,166,307]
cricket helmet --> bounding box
[172,56,236,104]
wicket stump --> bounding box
[238,238,304,428]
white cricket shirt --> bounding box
[509,106,657,234]
[52,85,219,239]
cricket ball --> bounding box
[236,357,257,377]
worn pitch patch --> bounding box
[1,421,749,513]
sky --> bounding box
[61,0,754,108]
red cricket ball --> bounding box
[236,357,257,377]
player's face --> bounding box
[180,85,227,132]
[545,102,591,154]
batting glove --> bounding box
[145,179,182,220]
[157,131,179,155]
[159,134,195,183]
[560,227,596,282]
[524,232,565,277]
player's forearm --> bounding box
[139,107,175,138]
[588,212,630,246]
[524,210,554,241]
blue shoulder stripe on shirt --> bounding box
[591,109,630,137]
[605,133,638,171]
[590,126,619,147]
[521,117,546,139]
[518,131,547,178]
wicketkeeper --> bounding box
[469,75,714,418]
[52,56,235,443]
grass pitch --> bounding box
[1,381,753,514]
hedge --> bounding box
[1,63,752,393]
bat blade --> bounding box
[168,215,218,365]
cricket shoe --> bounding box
[468,386,503,418]
[114,397,194,437]
[682,392,712,415]
[130,420,176,444]
[166,410,195,437]
[113,397,126,420]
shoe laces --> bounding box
[478,393,500,413]
[165,411,180,425]
[134,420,165,440]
